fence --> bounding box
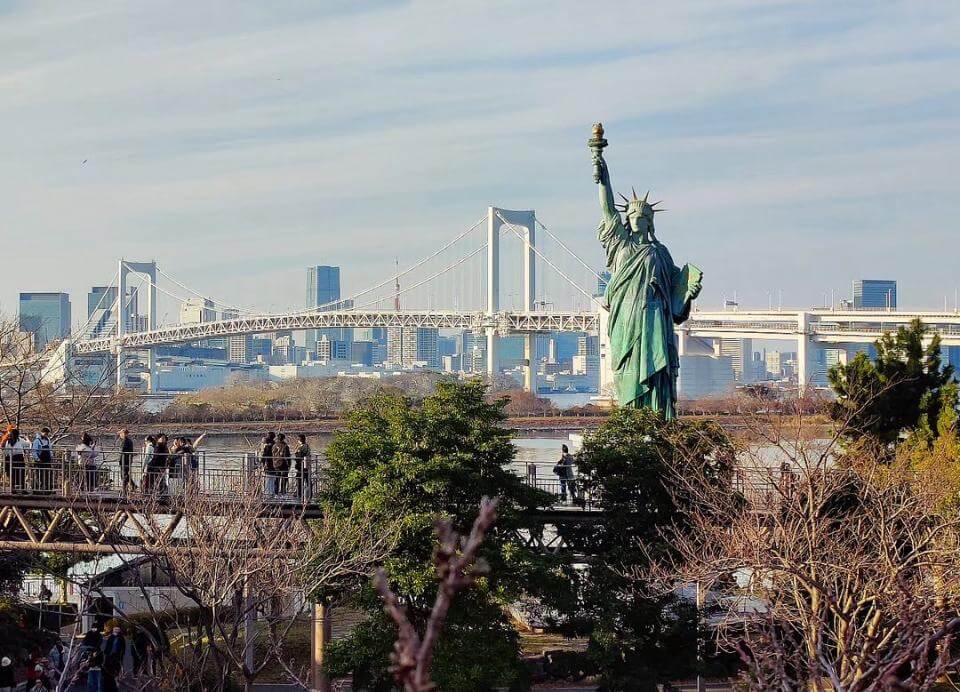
[0,448,321,504]
[1,448,784,512]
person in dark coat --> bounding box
[0,656,16,692]
[102,626,126,692]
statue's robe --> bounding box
[599,214,699,419]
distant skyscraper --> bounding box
[719,338,754,383]
[228,334,253,364]
[306,265,352,351]
[386,327,439,368]
[853,279,897,310]
[179,298,215,325]
[86,286,143,337]
[19,292,71,349]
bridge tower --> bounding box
[486,207,537,393]
[117,260,158,392]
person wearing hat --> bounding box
[0,655,16,692]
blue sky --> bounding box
[2,1,959,318]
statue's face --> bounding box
[628,208,653,237]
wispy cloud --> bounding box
[1,0,958,317]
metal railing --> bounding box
[1,448,784,513]
[0,448,321,504]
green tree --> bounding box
[320,380,561,691]
[569,408,735,690]
[828,318,956,450]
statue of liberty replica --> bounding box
[590,123,702,419]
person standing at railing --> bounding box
[2,428,29,492]
[168,437,186,495]
[260,432,276,494]
[273,433,291,495]
[76,432,100,492]
[294,434,311,501]
[153,434,170,495]
[552,444,580,504]
[117,429,135,495]
[182,436,201,491]
[141,435,158,493]
[31,427,53,492]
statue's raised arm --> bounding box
[589,123,618,221]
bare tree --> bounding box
[647,399,960,691]
[0,316,139,440]
[73,476,397,691]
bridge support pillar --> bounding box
[796,311,814,397]
[486,329,498,378]
[597,304,614,400]
[523,334,537,393]
[311,601,332,692]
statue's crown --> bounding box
[615,189,664,215]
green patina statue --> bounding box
[589,123,702,419]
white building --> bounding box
[676,354,736,400]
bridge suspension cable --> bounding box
[534,217,605,282]
[353,243,488,310]
[495,210,597,303]
[151,263,261,316]
[279,213,488,316]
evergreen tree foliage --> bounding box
[568,408,735,690]
[320,379,561,691]
[828,319,956,450]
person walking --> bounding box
[118,428,135,494]
[31,427,54,492]
[552,444,579,504]
[3,428,29,492]
[272,433,291,495]
[0,656,15,692]
[293,434,311,501]
[259,432,276,494]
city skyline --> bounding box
[2,2,959,316]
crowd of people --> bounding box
[1,424,317,500]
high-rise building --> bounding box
[179,298,216,325]
[387,327,439,368]
[852,279,897,310]
[676,354,735,400]
[351,340,374,366]
[86,285,144,337]
[19,292,71,349]
[228,334,254,364]
[719,338,753,382]
[306,265,353,352]
[572,334,600,378]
